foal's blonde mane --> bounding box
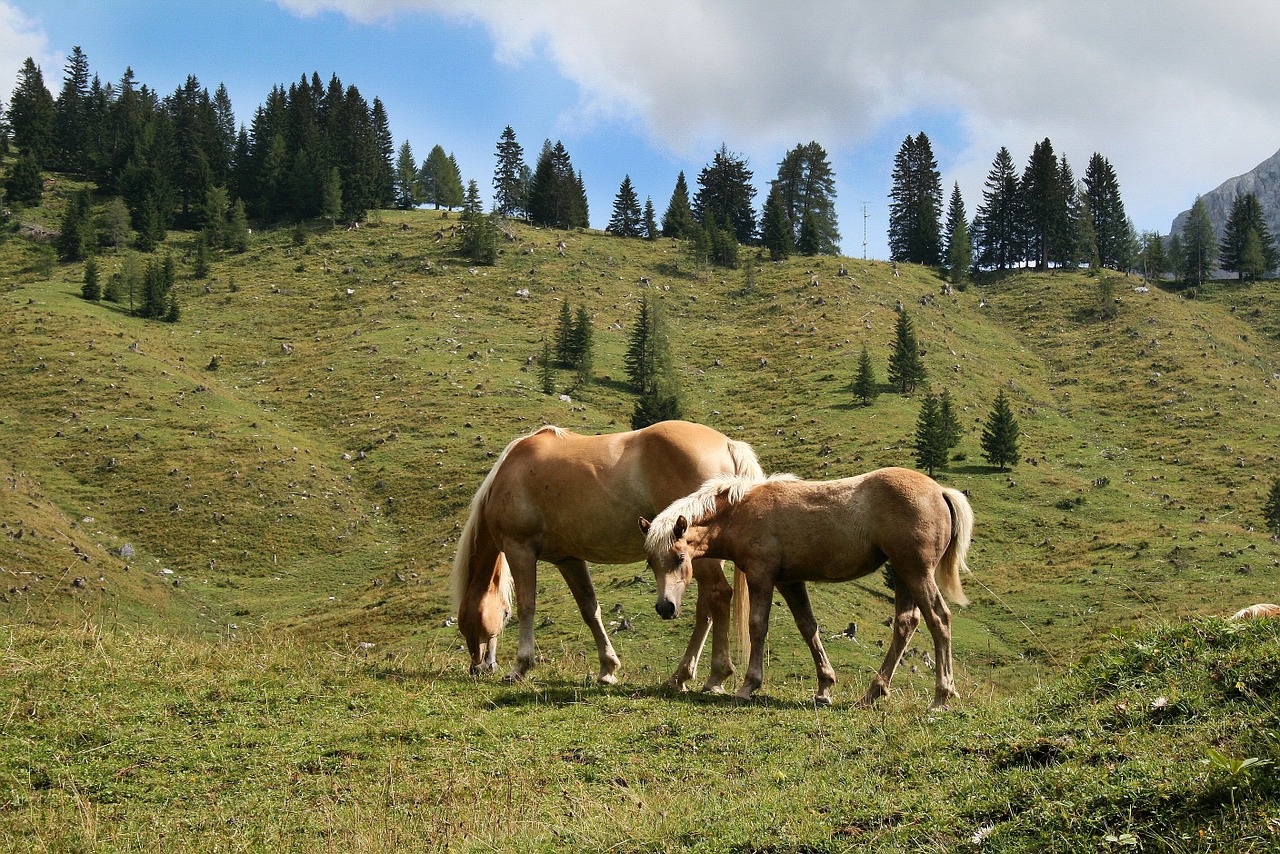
[644,472,797,553]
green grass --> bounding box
[2,176,1280,849]
[1,616,1276,851]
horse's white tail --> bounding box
[450,426,562,616]
[726,438,764,658]
[938,487,973,606]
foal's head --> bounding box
[638,514,695,620]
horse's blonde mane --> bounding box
[644,472,797,553]
[450,425,568,611]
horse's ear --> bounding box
[673,515,688,539]
[637,517,651,534]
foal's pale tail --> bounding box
[938,488,974,606]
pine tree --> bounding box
[943,183,971,284]
[914,391,947,476]
[773,141,840,254]
[1083,153,1128,269]
[1181,196,1217,286]
[608,175,644,237]
[1219,193,1277,280]
[1021,138,1067,270]
[421,145,463,210]
[1263,476,1280,537]
[8,57,56,167]
[554,301,575,367]
[226,199,249,252]
[760,184,793,261]
[853,343,878,406]
[939,388,961,455]
[571,306,593,384]
[626,296,682,428]
[53,46,92,172]
[394,140,419,209]
[642,197,657,240]
[693,144,756,245]
[57,190,92,261]
[887,132,942,265]
[973,147,1020,271]
[981,389,1021,471]
[887,308,925,393]
[320,167,343,226]
[1140,231,1167,281]
[203,185,229,249]
[539,340,555,395]
[493,125,527,218]
[5,153,44,206]
[460,180,498,265]
[81,256,101,301]
[527,140,583,229]
[661,171,697,238]
[624,296,655,393]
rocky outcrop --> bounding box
[1169,147,1280,245]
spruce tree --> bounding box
[57,191,92,261]
[1140,231,1167,280]
[887,132,942,265]
[973,147,1020,271]
[760,184,793,261]
[8,57,55,167]
[421,145,464,210]
[1219,193,1277,280]
[661,171,697,239]
[81,256,101,301]
[1181,196,1217,286]
[493,125,527,218]
[642,197,657,240]
[226,199,249,252]
[394,140,419,209]
[887,308,925,393]
[539,340,555,395]
[5,154,44,206]
[1263,476,1280,537]
[853,343,878,406]
[1083,153,1128,269]
[773,141,840,254]
[571,306,593,384]
[608,175,643,237]
[554,301,575,367]
[943,183,971,284]
[460,180,498,265]
[1022,138,1068,270]
[939,388,961,454]
[981,389,1021,472]
[624,296,655,393]
[53,46,92,172]
[693,144,756,245]
[914,391,947,477]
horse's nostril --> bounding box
[656,599,677,620]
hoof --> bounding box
[700,684,727,695]
[813,694,833,707]
[597,673,619,686]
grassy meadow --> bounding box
[1,186,1279,851]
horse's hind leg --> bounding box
[860,583,920,707]
[555,558,622,685]
[777,581,836,704]
[913,575,958,710]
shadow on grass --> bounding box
[480,680,832,711]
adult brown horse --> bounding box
[640,467,973,710]
[452,421,763,689]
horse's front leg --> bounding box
[734,570,774,703]
[504,545,539,682]
[556,558,622,685]
[669,559,734,693]
[776,581,836,705]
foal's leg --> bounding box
[555,558,622,685]
[680,559,734,693]
[504,545,539,682]
[860,582,920,707]
[777,581,837,704]
[734,571,775,702]
[911,574,958,710]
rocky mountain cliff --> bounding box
[1170,147,1280,249]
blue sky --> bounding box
[4,1,1280,260]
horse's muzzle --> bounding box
[655,599,678,620]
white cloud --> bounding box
[287,0,1280,232]
[0,1,53,98]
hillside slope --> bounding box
[2,200,1278,692]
